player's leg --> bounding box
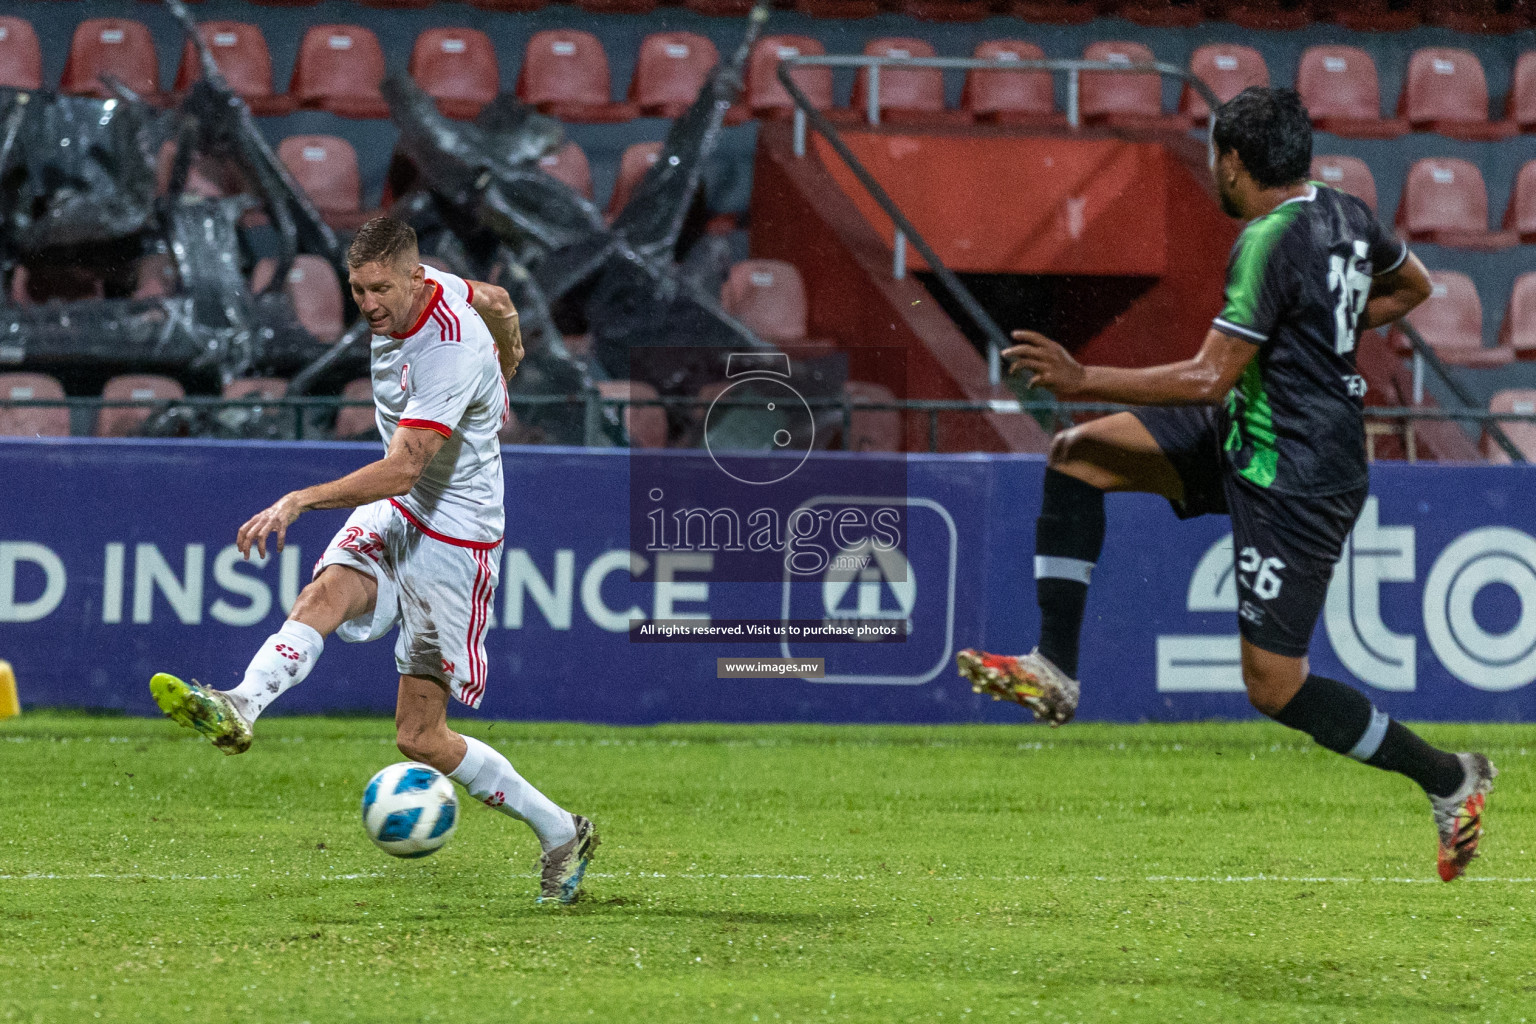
[224,566,374,720]
[394,674,597,903]
[959,411,1194,723]
[1034,412,1185,677]
[1242,641,1494,880]
[149,565,375,754]
[1230,485,1495,881]
[393,537,597,901]
[152,501,399,753]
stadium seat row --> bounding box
[1311,154,1536,250]
[53,0,1526,36]
[0,18,723,121]
[142,130,680,236]
[0,366,903,450]
[8,16,1536,134]
[6,252,812,369]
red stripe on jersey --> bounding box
[464,551,485,697]
[398,418,451,438]
[435,301,461,342]
[469,549,494,702]
[464,281,475,305]
[388,499,502,550]
[391,281,444,340]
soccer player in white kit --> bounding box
[150,218,598,904]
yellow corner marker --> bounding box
[0,660,18,721]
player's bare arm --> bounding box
[1362,249,1433,331]
[1003,327,1257,406]
[469,281,523,382]
[236,425,447,559]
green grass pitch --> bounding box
[2,713,1533,1023]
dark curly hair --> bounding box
[1211,87,1312,189]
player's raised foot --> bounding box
[539,815,600,905]
[1431,753,1497,882]
[956,648,1079,726]
[149,673,253,755]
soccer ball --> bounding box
[361,762,459,858]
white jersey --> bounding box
[367,266,507,546]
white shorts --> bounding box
[314,499,501,708]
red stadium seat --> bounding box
[631,32,719,120]
[1390,272,1509,367]
[537,141,594,200]
[466,0,547,9]
[0,373,69,438]
[0,18,42,91]
[223,378,288,402]
[61,19,160,101]
[576,0,659,14]
[849,39,962,124]
[10,266,103,306]
[1331,0,1421,32]
[290,26,388,119]
[155,139,234,199]
[720,259,808,343]
[902,0,993,22]
[277,135,373,231]
[1423,0,1527,34]
[1399,48,1514,141]
[607,142,662,220]
[1396,158,1513,250]
[334,377,378,440]
[1510,52,1536,132]
[598,380,667,448]
[1311,155,1377,212]
[409,28,499,121]
[684,0,756,14]
[843,381,901,452]
[1080,41,1187,130]
[747,36,836,121]
[517,30,635,124]
[1504,161,1536,242]
[173,21,293,116]
[1181,44,1268,124]
[962,41,1061,126]
[848,39,941,121]
[1112,0,1203,28]
[1002,0,1097,21]
[252,256,346,343]
[795,0,881,17]
[133,255,178,299]
[1499,274,1536,361]
[96,375,185,437]
[1224,0,1313,30]
[1484,391,1536,464]
[1296,46,1407,139]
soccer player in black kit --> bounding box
[957,87,1495,881]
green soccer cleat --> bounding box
[149,673,253,755]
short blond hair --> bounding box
[347,217,418,270]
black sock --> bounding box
[1273,675,1466,797]
[1034,468,1105,679]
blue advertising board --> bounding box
[4,437,1536,722]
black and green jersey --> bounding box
[1211,183,1406,495]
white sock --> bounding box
[224,620,324,722]
[450,735,577,852]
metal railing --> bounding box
[775,55,1220,386]
[779,54,1220,132]
[3,393,1528,459]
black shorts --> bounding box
[1133,405,1367,658]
